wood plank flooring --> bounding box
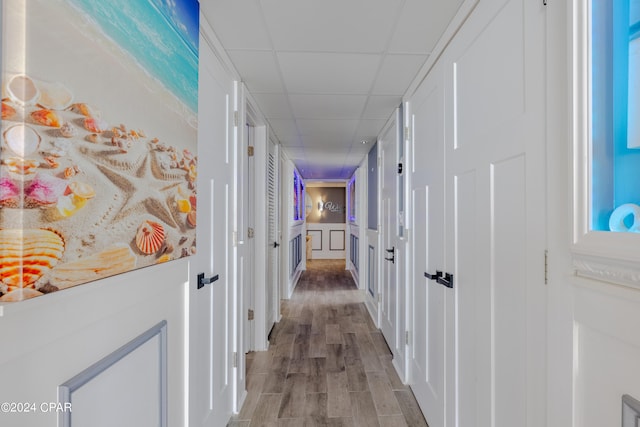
[229,259,429,427]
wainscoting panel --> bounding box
[307,223,346,259]
[58,321,167,427]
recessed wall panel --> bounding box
[491,154,526,427]
[454,0,524,148]
[454,169,479,427]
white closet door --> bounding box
[408,62,448,427]
[379,116,399,358]
[266,139,279,332]
[444,0,547,425]
[190,35,234,426]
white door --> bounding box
[379,113,399,357]
[444,0,547,425]
[365,145,381,325]
[266,138,280,331]
[189,35,234,427]
[408,64,448,427]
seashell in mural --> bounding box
[1,101,16,119]
[86,133,99,143]
[3,124,41,157]
[31,108,62,127]
[182,148,194,161]
[37,81,74,110]
[58,181,95,216]
[69,103,100,118]
[83,117,108,133]
[57,181,95,217]
[186,210,196,228]
[0,228,65,288]
[49,244,136,289]
[25,173,69,206]
[63,165,80,179]
[156,254,171,263]
[68,181,95,199]
[176,198,191,213]
[6,74,39,105]
[59,121,77,138]
[43,156,60,169]
[0,288,44,302]
[135,220,166,254]
[0,176,20,207]
[3,157,40,175]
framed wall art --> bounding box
[0,0,200,302]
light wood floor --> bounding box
[229,259,429,427]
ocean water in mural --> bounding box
[66,0,199,113]
[0,0,200,302]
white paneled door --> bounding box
[444,0,547,426]
[190,34,234,427]
[408,62,447,427]
[380,112,400,364]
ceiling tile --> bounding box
[260,0,402,52]
[362,96,402,120]
[201,0,272,50]
[371,54,428,95]
[267,119,300,145]
[283,146,306,158]
[227,50,283,93]
[277,52,380,94]
[388,0,465,54]
[299,136,352,148]
[345,143,374,161]
[251,93,292,119]
[301,165,347,179]
[289,94,367,120]
[354,119,389,140]
[296,119,359,137]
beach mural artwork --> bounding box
[0,0,200,302]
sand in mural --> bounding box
[0,0,200,302]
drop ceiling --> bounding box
[200,0,464,179]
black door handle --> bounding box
[197,273,219,289]
[436,273,454,289]
[273,241,280,248]
[384,247,395,264]
[424,271,443,281]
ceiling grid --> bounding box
[201,0,464,179]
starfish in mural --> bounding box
[95,152,184,228]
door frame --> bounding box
[243,96,270,352]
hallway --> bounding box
[229,260,428,427]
